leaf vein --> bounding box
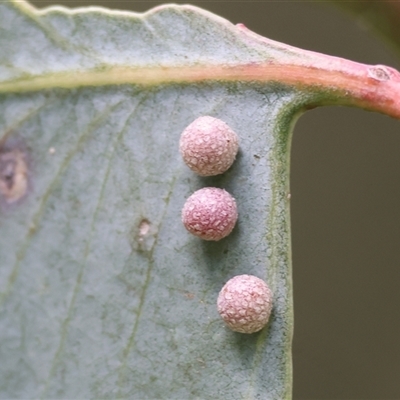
[117,172,179,395]
[0,100,120,308]
[40,95,147,398]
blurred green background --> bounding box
[27,1,400,398]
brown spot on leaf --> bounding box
[0,148,28,203]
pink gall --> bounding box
[217,275,272,334]
[179,116,239,176]
[182,187,238,241]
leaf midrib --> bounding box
[2,63,399,120]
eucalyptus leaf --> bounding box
[1,2,400,399]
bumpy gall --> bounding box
[182,187,238,241]
[217,275,273,334]
[179,116,239,176]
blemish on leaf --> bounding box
[184,292,195,300]
[368,65,391,82]
[138,219,150,241]
[0,148,29,204]
[29,223,37,235]
[131,218,154,252]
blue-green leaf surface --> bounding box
[1,1,399,399]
